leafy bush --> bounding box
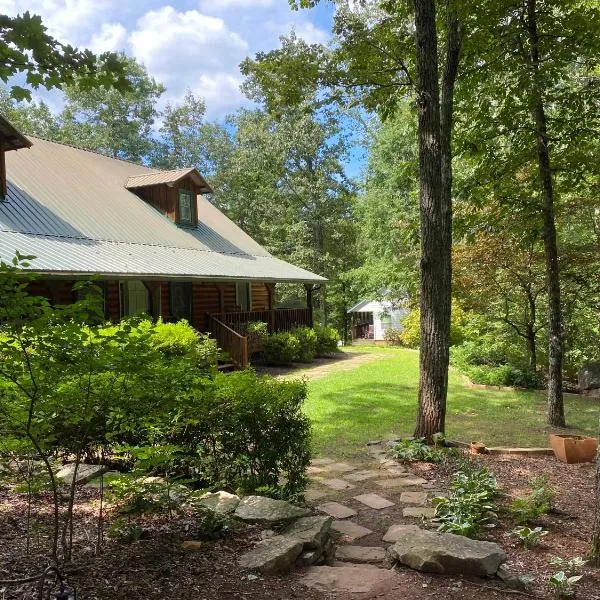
[262,331,300,364]
[549,557,587,577]
[246,321,268,336]
[509,474,556,524]
[291,326,318,362]
[400,303,471,348]
[450,341,543,389]
[392,436,457,463]
[178,371,311,497]
[384,327,403,346]
[314,325,340,355]
[509,526,548,549]
[433,462,499,537]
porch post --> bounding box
[266,283,276,333]
[304,283,314,328]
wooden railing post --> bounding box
[304,284,314,328]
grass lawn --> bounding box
[304,346,600,459]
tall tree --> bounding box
[58,55,164,162]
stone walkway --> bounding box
[305,444,440,558]
[256,351,388,381]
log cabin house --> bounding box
[0,117,325,368]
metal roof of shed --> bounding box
[0,136,325,283]
[125,168,212,194]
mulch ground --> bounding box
[0,453,598,599]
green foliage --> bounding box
[383,327,403,346]
[0,12,129,101]
[399,304,469,349]
[314,325,340,356]
[548,571,584,598]
[392,436,457,464]
[246,321,269,337]
[433,462,499,537]
[509,474,556,525]
[262,331,301,364]
[291,327,318,362]
[451,342,544,389]
[549,557,587,578]
[509,526,548,549]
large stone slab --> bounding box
[344,470,380,482]
[353,493,394,510]
[403,506,435,519]
[400,491,428,506]
[239,536,304,573]
[301,565,402,599]
[331,520,373,541]
[234,495,310,523]
[197,491,240,515]
[336,545,387,564]
[323,462,356,473]
[56,463,109,486]
[387,527,506,577]
[311,458,335,466]
[282,515,332,550]
[317,501,357,519]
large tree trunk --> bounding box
[525,0,565,427]
[413,0,452,440]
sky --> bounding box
[0,0,336,119]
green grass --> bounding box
[304,346,600,459]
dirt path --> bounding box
[256,351,388,381]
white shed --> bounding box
[347,298,408,343]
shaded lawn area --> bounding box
[304,346,600,459]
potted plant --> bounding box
[549,434,598,464]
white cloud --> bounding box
[198,0,275,11]
[88,22,128,53]
[129,6,249,117]
[290,22,329,44]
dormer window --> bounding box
[178,189,194,226]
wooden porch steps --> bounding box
[217,362,237,372]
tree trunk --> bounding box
[525,0,565,427]
[526,286,537,372]
[413,0,451,440]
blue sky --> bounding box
[0,0,336,118]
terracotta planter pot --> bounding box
[549,434,598,464]
[470,442,487,455]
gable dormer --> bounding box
[0,115,32,199]
[125,168,212,228]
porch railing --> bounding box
[206,313,249,368]
[212,308,312,334]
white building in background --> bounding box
[347,298,409,343]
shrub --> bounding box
[314,325,340,355]
[384,327,403,346]
[291,327,318,362]
[433,461,499,537]
[178,371,311,497]
[392,436,457,463]
[509,526,548,549]
[509,474,556,524]
[246,321,268,337]
[262,331,300,364]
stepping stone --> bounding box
[307,466,325,474]
[234,496,310,523]
[400,491,428,506]
[317,502,357,519]
[383,524,421,543]
[353,493,395,510]
[387,527,506,577]
[375,477,427,490]
[321,478,355,490]
[322,462,356,473]
[305,488,327,502]
[301,565,402,597]
[378,459,399,468]
[311,458,335,466]
[282,515,332,549]
[344,470,380,482]
[336,545,387,564]
[385,466,408,475]
[403,506,436,519]
[330,520,373,541]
